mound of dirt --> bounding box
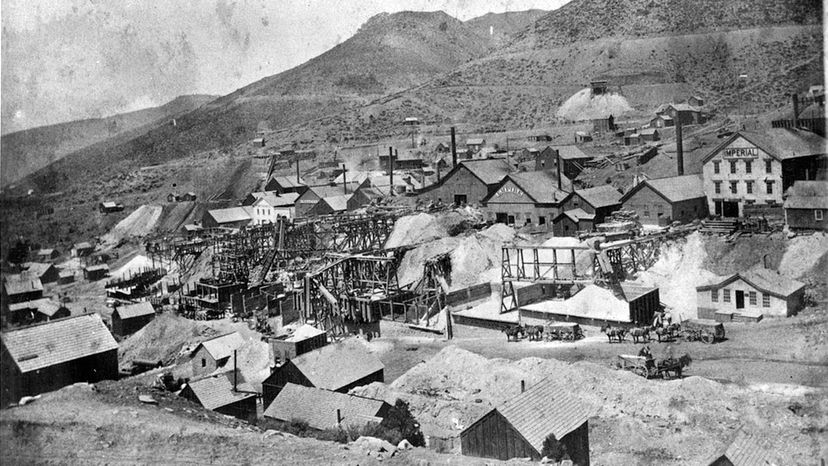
[118,313,219,368]
[101,205,163,247]
[556,88,634,121]
[779,232,828,279]
[385,213,449,249]
[352,346,822,464]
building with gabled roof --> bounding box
[264,175,308,195]
[465,138,486,152]
[269,324,328,363]
[3,275,44,305]
[8,298,70,325]
[784,180,828,230]
[620,174,708,226]
[696,265,805,319]
[461,377,591,463]
[306,194,352,217]
[482,170,570,229]
[264,383,390,430]
[21,262,59,284]
[202,207,254,229]
[707,429,774,466]
[554,185,623,235]
[71,242,95,258]
[35,248,60,262]
[111,301,156,336]
[242,191,298,223]
[294,184,359,218]
[262,342,384,410]
[191,332,246,378]
[417,158,513,206]
[701,129,826,217]
[1,313,118,405]
[521,283,660,327]
[180,370,257,422]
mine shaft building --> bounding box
[262,343,384,410]
[191,332,246,378]
[417,158,513,206]
[264,383,390,430]
[111,301,156,336]
[482,170,570,228]
[701,129,826,218]
[180,371,257,422]
[696,266,805,320]
[461,377,591,464]
[620,174,708,226]
[0,314,118,406]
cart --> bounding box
[544,322,585,341]
[682,319,725,344]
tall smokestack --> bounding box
[336,409,342,425]
[556,150,563,191]
[388,147,394,195]
[296,158,300,183]
[521,380,525,393]
[792,93,800,129]
[450,127,457,167]
[342,164,347,194]
[675,118,684,176]
[233,350,238,392]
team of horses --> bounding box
[600,323,681,343]
[503,324,545,342]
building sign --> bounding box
[495,185,525,198]
[722,147,759,159]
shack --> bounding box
[620,174,708,226]
[7,298,69,324]
[461,377,591,464]
[35,248,60,262]
[21,262,59,284]
[180,371,257,422]
[784,180,828,230]
[99,201,124,214]
[202,207,253,229]
[111,301,156,336]
[262,342,384,409]
[3,276,44,305]
[264,175,308,195]
[71,242,95,258]
[0,314,118,406]
[83,264,110,281]
[554,185,623,235]
[269,324,328,362]
[191,332,246,378]
[263,383,390,430]
[696,266,805,320]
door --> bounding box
[723,201,739,218]
[735,290,745,309]
[454,194,467,205]
[714,200,722,216]
[495,213,508,224]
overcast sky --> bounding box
[1,0,569,134]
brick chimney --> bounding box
[450,127,457,167]
[675,119,684,176]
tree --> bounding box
[380,399,425,447]
[541,434,568,462]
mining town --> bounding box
[1,1,826,464]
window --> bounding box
[714,181,722,194]
[765,159,772,174]
[496,212,508,224]
[730,161,737,174]
[749,291,757,305]
[657,204,664,216]
[507,215,515,225]
[723,289,731,303]
[762,293,770,307]
[746,181,753,194]
[454,194,467,205]
[644,205,650,217]
[713,161,720,174]
[765,181,773,194]
[711,289,718,303]
[816,210,824,221]
[201,358,206,368]
[730,181,738,194]
[538,216,546,225]
[745,161,752,174]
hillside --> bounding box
[463,10,548,49]
[0,95,215,187]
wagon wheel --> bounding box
[701,333,714,344]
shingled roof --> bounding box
[461,158,513,185]
[184,371,256,410]
[784,180,828,209]
[289,343,384,391]
[483,377,590,454]
[114,301,155,320]
[3,276,43,296]
[264,383,387,430]
[1,314,117,373]
[622,174,705,204]
[575,185,623,208]
[193,332,245,363]
[697,266,804,299]
[710,429,774,466]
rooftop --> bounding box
[697,266,805,298]
[1,314,118,373]
[322,195,351,212]
[489,377,590,453]
[251,191,300,207]
[784,180,828,209]
[264,383,386,430]
[306,184,360,200]
[208,207,253,224]
[277,324,327,343]
[466,138,485,145]
[21,262,55,279]
[185,371,256,410]
[8,298,63,316]
[115,301,155,320]
[3,276,44,295]
[707,129,827,163]
[631,174,705,203]
[194,332,245,362]
[288,343,384,391]
[559,208,595,222]
[460,158,513,186]
[270,175,306,189]
[713,429,774,466]
[73,242,94,250]
[552,145,592,160]
[575,184,623,208]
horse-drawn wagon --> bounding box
[544,322,584,341]
[682,319,725,344]
[615,353,691,379]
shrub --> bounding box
[541,434,568,462]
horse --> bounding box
[666,323,681,338]
[658,354,692,378]
[525,325,544,341]
[629,326,651,344]
[600,325,627,343]
[503,325,525,342]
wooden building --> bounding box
[71,242,95,258]
[264,383,390,430]
[528,134,553,142]
[294,184,359,218]
[111,301,156,336]
[461,377,590,464]
[306,194,351,217]
[696,266,805,320]
[8,299,70,325]
[180,371,257,422]
[202,207,254,229]
[639,128,660,142]
[552,208,595,236]
[482,170,569,228]
[707,429,773,466]
[466,138,486,152]
[620,174,708,226]
[554,185,623,235]
[83,264,110,281]
[242,192,298,223]
[264,175,308,195]
[784,180,828,230]
[269,324,328,363]
[98,201,124,214]
[591,115,616,134]
[521,283,660,328]
[35,248,60,262]
[417,158,513,206]
[659,103,706,126]
[535,146,593,180]
[21,262,59,284]
[650,114,674,128]
[701,130,827,218]
[0,314,118,406]
[347,186,384,211]
[262,343,384,410]
[191,332,246,378]
[3,276,44,305]
[378,153,425,170]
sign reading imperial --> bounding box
[495,185,524,198]
[722,147,759,158]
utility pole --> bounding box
[738,73,748,126]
